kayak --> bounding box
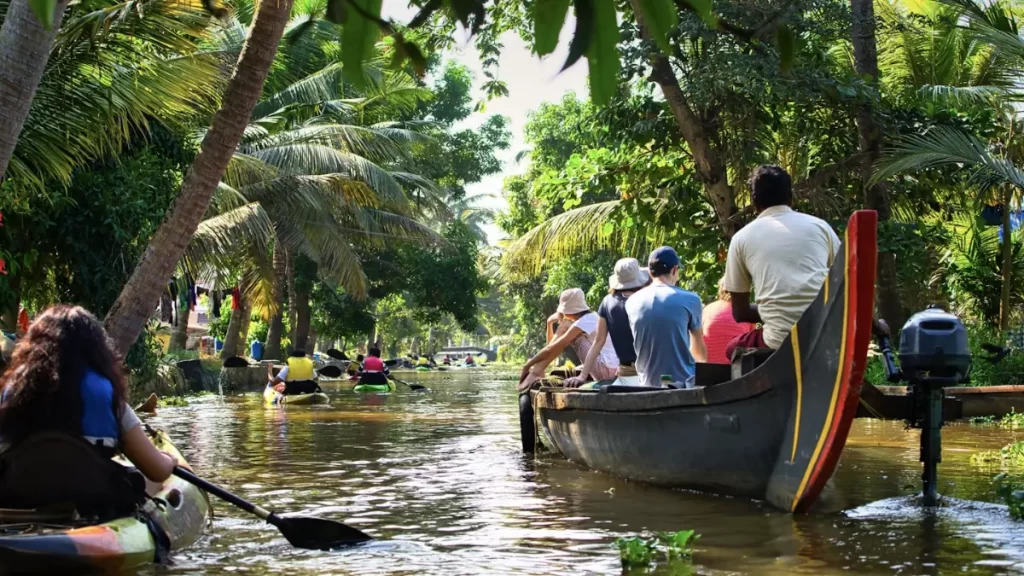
[415,366,432,372]
[353,382,395,393]
[263,387,330,406]
[0,429,209,572]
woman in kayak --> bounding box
[357,347,391,385]
[0,305,178,482]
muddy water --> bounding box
[146,371,1024,575]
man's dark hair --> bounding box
[748,165,792,210]
[289,349,305,358]
[356,354,364,361]
[649,261,673,277]
[368,347,381,357]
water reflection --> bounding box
[144,373,1024,575]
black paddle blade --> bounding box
[384,358,399,366]
[223,356,250,368]
[317,365,343,378]
[325,348,348,361]
[269,514,372,550]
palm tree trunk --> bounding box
[293,282,311,351]
[169,301,188,351]
[103,0,296,357]
[628,0,737,237]
[366,325,377,351]
[0,0,72,181]
[220,298,244,359]
[236,299,253,356]
[286,250,297,345]
[1000,186,1013,331]
[160,291,173,323]
[264,242,287,360]
[851,0,904,333]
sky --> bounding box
[381,2,590,244]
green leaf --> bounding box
[585,0,619,104]
[562,0,593,72]
[534,0,571,56]
[342,0,384,88]
[776,25,795,73]
[29,0,57,30]
[687,0,717,28]
[638,0,677,54]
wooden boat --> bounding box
[0,429,209,572]
[857,382,1024,420]
[525,210,877,513]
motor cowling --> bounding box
[897,307,971,382]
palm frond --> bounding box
[182,204,276,277]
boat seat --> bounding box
[0,431,145,521]
[730,347,775,380]
[695,363,732,387]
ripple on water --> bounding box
[148,375,1024,575]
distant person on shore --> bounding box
[518,288,618,391]
[564,258,651,388]
[702,278,756,364]
[626,247,707,387]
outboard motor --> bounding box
[880,306,971,506]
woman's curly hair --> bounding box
[0,305,125,443]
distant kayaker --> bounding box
[268,349,319,395]
[464,354,475,366]
[443,355,452,365]
[347,354,364,377]
[702,278,756,364]
[416,355,430,368]
[626,246,707,388]
[564,258,650,388]
[518,288,619,391]
[0,305,179,484]
[358,347,391,385]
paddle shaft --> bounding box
[173,467,273,521]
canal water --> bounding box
[148,370,1024,575]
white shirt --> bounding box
[571,312,620,368]
[723,205,840,349]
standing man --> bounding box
[724,165,859,360]
[626,247,707,387]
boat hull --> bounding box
[530,210,878,513]
[263,388,330,406]
[0,430,209,572]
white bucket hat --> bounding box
[609,258,651,291]
[556,288,589,315]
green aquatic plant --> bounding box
[998,409,1024,429]
[970,415,997,424]
[615,530,699,571]
[971,441,1024,467]
[158,396,190,407]
[994,473,1024,521]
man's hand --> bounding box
[273,382,286,393]
[873,319,890,338]
[563,375,587,388]
[519,365,530,385]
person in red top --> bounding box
[357,347,391,385]
[702,279,756,364]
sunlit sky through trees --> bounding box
[383,1,588,244]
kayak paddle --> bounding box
[315,364,343,379]
[325,348,349,361]
[389,376,426,391]
[173,466,372,550]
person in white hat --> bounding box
[517,288,619,391]
[564,258,650,388]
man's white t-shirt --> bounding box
[723,205,841,349]
[571,312,620,368]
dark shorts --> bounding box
[725,328,768,362]
[284,380,320,394]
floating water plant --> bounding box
[615,529,699,571]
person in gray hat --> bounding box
[517,288,619,391]
[626,246,707,387]
[564,258,651,388]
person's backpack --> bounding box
[0,431,145,521]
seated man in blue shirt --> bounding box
[625,246,707,387]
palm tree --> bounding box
[104,0,296,355]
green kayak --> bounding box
[353,382,395,393]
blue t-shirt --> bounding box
[625,284,703,387]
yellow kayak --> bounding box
[263,387,330,406]
[0,429,209,572]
